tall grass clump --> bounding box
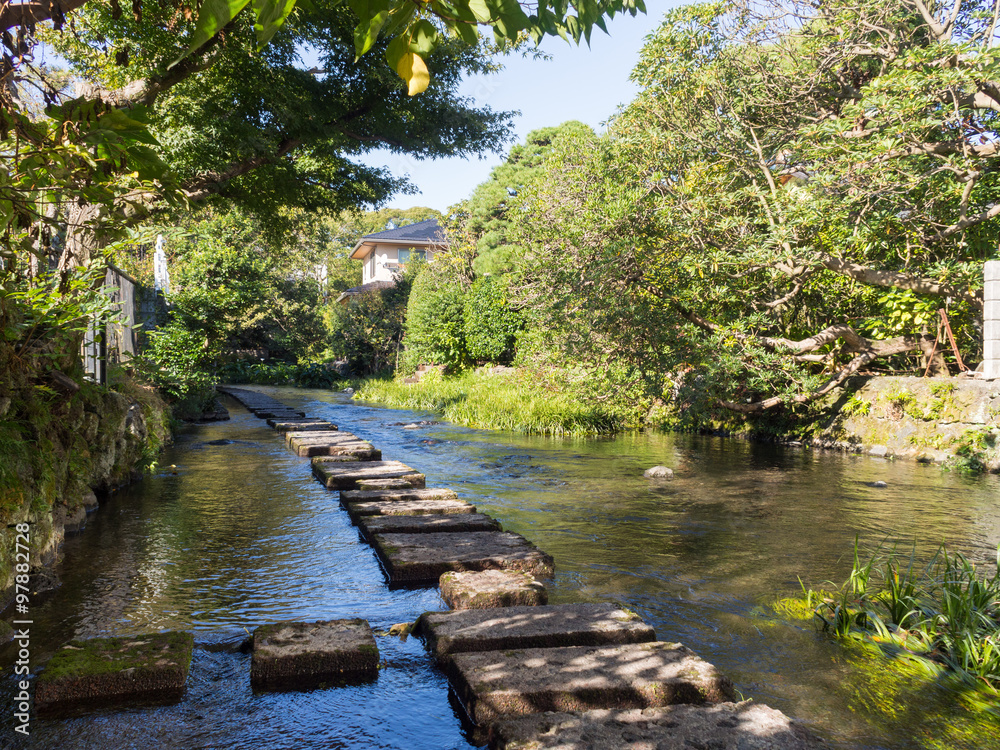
[355,369,618,435]
[798,539,1000,691]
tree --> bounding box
[452,121,594,274]
[519,0,1000,419]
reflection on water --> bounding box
[3,386,999,748]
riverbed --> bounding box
[3,386,999,749]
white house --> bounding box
[336,219,448,305]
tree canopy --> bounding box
[508,0,1000,419]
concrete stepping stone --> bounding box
[250,619,378,691]
[448,641,735,725]
[286,429,351,445]
[440,570,548,610]
[251,408,306,418]
[357,478,420,490]
[312,460,425,490]
[269,419,339,432]
[358,513,500,538]
[346,498,477,524]
[298,442,380,459]
[371,531,554,585]
[34,631,194,714]
[490,701,823,750]
[300,444,381,460]
[340,488,458,504]
[417,604,654,659]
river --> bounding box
[3,386,999,749]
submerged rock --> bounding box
[643,466,674,479]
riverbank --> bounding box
[354,369,617,435]
[0,371,172,605]
[354,370,1000,470]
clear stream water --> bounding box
[3,386,1000,749]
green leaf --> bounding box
[252,0,297,48]
[184,0,251,57]
[468,0,492,23]
[348,0,391,57]
[410,18,438,57]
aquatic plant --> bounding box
[800,540,1000,692]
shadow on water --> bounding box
[3,385,1000,748]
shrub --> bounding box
[464,275,521,364]
[402,266,469,371]
[326,270,415,375]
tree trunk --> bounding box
[59,202,102,270]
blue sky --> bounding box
[366,4,681,213]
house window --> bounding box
[398,249,426,264]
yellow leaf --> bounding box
[396,52,429,96]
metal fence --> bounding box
[82,264,165,384]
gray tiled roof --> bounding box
[361,219,445,243]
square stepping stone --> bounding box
[358,513,499,537]
[34,631,194,714]
[447,641,735,725]
[416,603,654,659]
[340,488,458,504]
[345,499,477,525]
[286,430,351,447]
[312,460,425,490]
[297,443,380,460]
[371,531,554,585]
[356,478,420,490]
[439,570,548,610]
[491,702,823,750]
[252,409,306,418]
[269,419,338,432]
[250,619,378,691]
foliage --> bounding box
[218,359,342,387]
[177,0,647,95]
[402,264,469,371]
[463,274,521,364]
[802,539,1000,692]
[451,121,595,275]
[132,209,327,409]
[326,267,416,375]
[947,428,998,474]
[505,0,1000,422]
[355,368,617,434]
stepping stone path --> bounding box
[209,386,820,746]
[35,632,194,714]
[491,702,824,750]
[250,619,378,691]
[448,642,735,725]
[417,603,655,659]
[345,498,478,525]
[371,531,555,585]
[358,512,500,537]
[439,570,549,610]
[312,459,425,490]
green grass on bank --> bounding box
[354,369,619,435]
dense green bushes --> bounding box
[464,275,520,364]
[325,269,416,375]
[402,265,470,372]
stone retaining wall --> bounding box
[812,375,1000,469]
[0,382,171,606]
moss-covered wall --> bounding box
[812,376,1000,470]
[0,373,171,604]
